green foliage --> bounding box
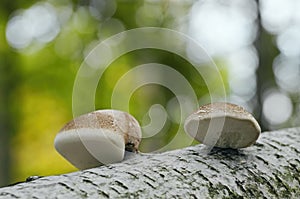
[1,0,229,184]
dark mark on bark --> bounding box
[58,182,75,192]
[0,192,19,198]
[144,181,156,189]
[97,190,109,198]
[114,180,128,190]
[255,155,269,165]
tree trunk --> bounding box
[254,0,279,131]
[0,36,13,188]
[0,0,21,187]
[0,128,300,198]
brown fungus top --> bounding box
[192,102,254,120]
[59,110,142,152]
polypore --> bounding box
[54,110,142,170]
[184,102,261,149]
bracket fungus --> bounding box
[184,102,261,149]
[54,110,142,170]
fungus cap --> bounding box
[54,110,141,169]
[184,102,261,149]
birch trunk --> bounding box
[0,128,300,198]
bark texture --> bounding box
[0,128,300,198]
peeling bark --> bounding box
[0,128,300,198]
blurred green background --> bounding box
[1,0,299,187]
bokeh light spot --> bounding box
[6,2,60,50]
[263,90,292,125]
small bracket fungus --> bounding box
[184,102,261,149]
[54,110,142,170]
